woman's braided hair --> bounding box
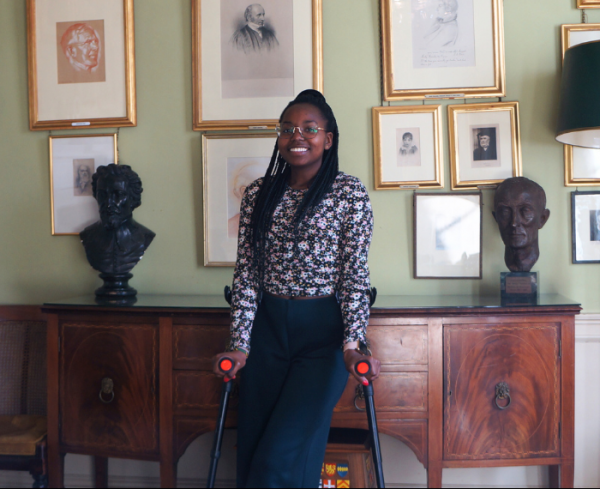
[250,89,340,285]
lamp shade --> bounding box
[556,40,600,148]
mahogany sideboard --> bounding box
[42,294,581,488]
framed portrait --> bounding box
[571,192,600,263]
[561,23,600,186]
[203,132,275,266]
[27,0,136,131]
[192,0,323,131]
[577,0,600,8]
[413,192,482,279]
[49,134,118,235]
[448,101,522,190]
[372,105,444,190]
[380,0,506,100]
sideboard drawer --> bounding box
[173,325,230,370]
[174,371,239,411]
[59,322,158,456]
[444,322,560,460]
[335,372,427,414]
[369,326,428,366]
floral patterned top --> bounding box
[229,172,374,353]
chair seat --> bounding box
[0,415,46,456]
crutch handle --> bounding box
[218,357,235,383]
[355,359,371,377]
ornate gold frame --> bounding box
[564,145,600,187]
[578,0,600,8]
[192,0,323,131]
[380,0,505,101]
[561,23,600,60]
[448,102,522,190]
[202,132,276,266]
[27,0,136,131]
[372,105,444,190]
[49,134,118,236]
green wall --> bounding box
[1,0,598,310]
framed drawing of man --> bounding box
[372,105,444,189]
[448,102,522,190]
[571,192,600,264]
[49,134,118,235]
[27,0,136,130]
[193,0,323,131]
[202,132,274,266]
[380,0,505,100]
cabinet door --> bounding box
[444,322,560,460]
[60,322,158,456]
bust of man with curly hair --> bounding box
[80,164,155,276]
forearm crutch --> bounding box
[355,359,385,489]
[206,357,235,488]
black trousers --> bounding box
[237,294,349,488]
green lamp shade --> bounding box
[556,40,600,149]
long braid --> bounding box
[250,90,340,288]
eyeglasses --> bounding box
[276,124,326,139]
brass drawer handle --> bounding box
[354,384,366,412]
[99,377,115,404]
[495,382,511,410]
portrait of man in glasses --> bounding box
[56,20,106,84]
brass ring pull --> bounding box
[354,384,366,412]
[495,382,511,410]
[99,377,115,404]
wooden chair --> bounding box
[0,306,48,488]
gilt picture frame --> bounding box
[448,102,522,190]
[202,132,275,266]
[49,134,118,236]
[192,0,323,131]
[372,105,444,190]
[27,0,136,131]
[577,0,600,8]
[413,192,482,279]
[380,0,505,100]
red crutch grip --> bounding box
[355,360,371,384]
[219,357,235,382]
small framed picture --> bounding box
[448,102,522,190]
[372,105,444,190]
[380,0,506,100]
[49,134,118,235]
[572,192,600,263]
[577,0,600,8]
[27,0,136,131]
[192,0,323,131]
[414,193,482,279]
[203,132,275,266]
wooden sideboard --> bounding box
[42,294,580,488]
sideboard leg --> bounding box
[160,461,177,488]
[427,463,442,488]
[560,462,574,488]
[549,465,559,488]
[93,456,108,488]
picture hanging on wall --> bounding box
[447,101,522,190]
[413,192,482,279]
[202,132,275,266]
[49,134,118,236]
[380,0,506,100]
[192,0,323,131]
[372,105,444,190]
[571,191,600,263]
[26,0,136,131]
[561,23,600,185]
[577,0,600,8]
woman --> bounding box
[213,90,380,488]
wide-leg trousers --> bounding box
[236,294,349,488]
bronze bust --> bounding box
[80,164,155,301]
[492,177,550,273]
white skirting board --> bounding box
[1,315,599,488]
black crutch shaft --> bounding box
[206,358,235,488]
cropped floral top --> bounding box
[229,172,374,353]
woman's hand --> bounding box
[212,350,247,382]
[343,349,381,386]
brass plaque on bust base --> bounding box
[501,272,538,305]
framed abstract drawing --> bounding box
[448,101,522,190]
[577,0,600,8]
[202,132,275,266]
[372,105,444,190]
[49,134,118,235]
[27,0,136,131]
[380,0,505,100]
[192,0,323,131]
[413,192,482,279]
[572,191,600,264]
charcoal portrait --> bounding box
[56,20,106,84]
[73,159,94,197]
[396,128,421,167]
[471,126,500,167]
[590,210,600,242]
[220,0,294,99]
